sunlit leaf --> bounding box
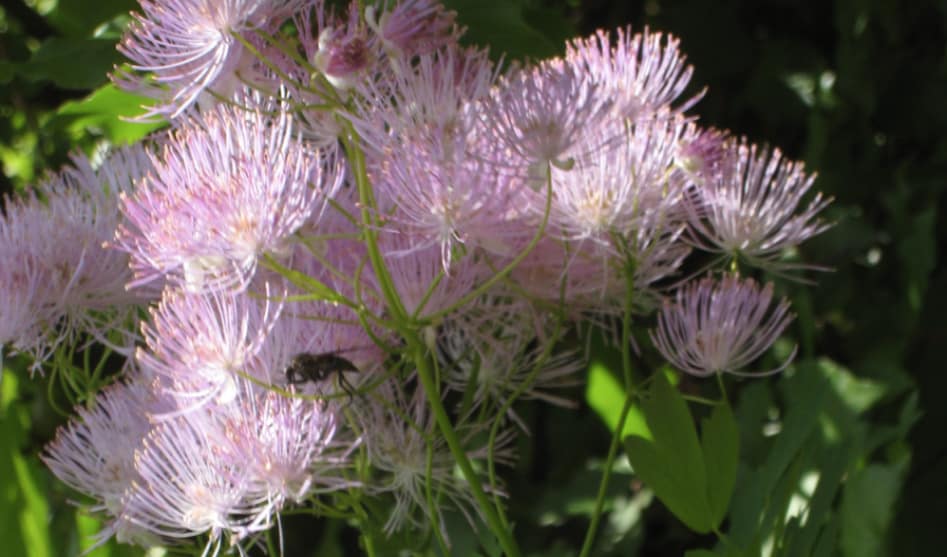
[624,372,713,533]
[586,360,646,438]
[55,84,165,144]
[701,402,739,527]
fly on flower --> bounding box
[284,350,361,399]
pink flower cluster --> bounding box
[0,0,831,553]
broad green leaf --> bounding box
[18,38,122,90]
[840,464,904,557]
[728,362,831,547]
[624,373,713,533]
[624,437,712,532]
[701,402,739,527]
[785,444,851,557]
[640,372,705,477]
[585,360,647,438]
[55,84,165,144]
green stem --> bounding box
[426,441,452,555]
[579,252,638,557]
[407,334,523,557]
[361,529,378,557]
[340,119,408,323]
[577,394,634,557]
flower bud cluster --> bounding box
[0,0,831,553]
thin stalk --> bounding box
[425,442,451,555]
[577,394,634,557]
[579,256,638,557]
[407,334,522,557]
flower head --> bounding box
[686,141,831,271]
[42,378,167,548]
[121,410,254,554]
[114,97,342,293]
[312,3,373,91]
[213,391,356,535]
[0,147,153,368]
[366,0,460,60]
[480,59,612,184]
[566,26,698,120]
[650,275,796,377]
[137,286,284,416]
[116,0,302,118]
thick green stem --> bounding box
[407,334,523,557]
[341,119,408,322]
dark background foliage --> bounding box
[1,0,945,555]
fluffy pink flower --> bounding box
[137,286,284,415]
[351,45,498,158]
[42,378,165,548]
[686,142,831,270]
[0,147,153,368]
[373,134,522,268]
[366,0,461,60]
[544,116,688,245]
[121,410,254,554]
[214,392,356,535]
[650,275,796,377]
[480,59,612,185]
[116,0,303,118]
[566,26,699,120]
[114,98,342,293]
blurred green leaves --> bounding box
[13,37,122,90]
[1,371,52,557]
[445,0,575,60]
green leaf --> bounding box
[624,372,714,533]
[0,373,51,557]
[55,84,165,144]
[701,402,739,527]
[18,38,122,90]
[445,0,561,61]
[818,358,886,414]
[840,464,904,557]
[585,360,647,438]
[44,0,137,38]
